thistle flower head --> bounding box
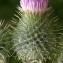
[20,0,48,12]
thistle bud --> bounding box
[20,0,48,12]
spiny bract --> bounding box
[13,7,61,63]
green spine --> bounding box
[13,7,61,63]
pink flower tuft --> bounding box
[20,0,48,12]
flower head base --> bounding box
[20,0,48,13]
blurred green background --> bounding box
[0,0,20,26]
[0,0,63,23]
[0,0,19,20]
[50,0,63,26]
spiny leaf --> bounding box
[12,7,63,63]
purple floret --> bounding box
[20,0,48,12]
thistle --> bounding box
[13,0,61,63]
